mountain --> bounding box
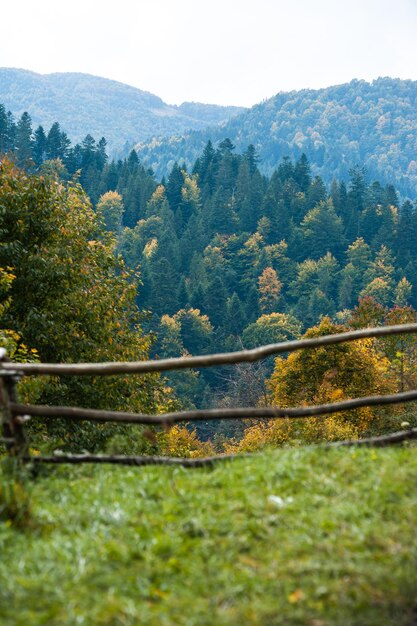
[0,68,245,153]
[135,78,417,198]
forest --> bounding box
[136,77,417,198]
[1,105,417,455]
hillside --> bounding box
[0,68,245,153]
[1,446,416,625]
[3,129,417,416]
[136,78,417,197]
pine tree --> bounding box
[244,284,260,324]
[244,144,259,175]
[0,104,14,153]
[203,275,228,328]
[294,153,311,193]
[128,149,139,169]
[33,125,47,166]
[224,292,247,336]
[176,276,190,309]
[166,162,184,212]
[80,134,97,172]
[338,269,354,309]
[262,170,290,241]
[15,112,33,167]
[236,160,254,231]
[306,176,327,210]
[96,137,108,170]
[345,166,367,239]
[149,256,180,315]
[209,186,237,235]
[396,201,417,269]
[193,140,217,201]
[46,122,64,160]
[218,138,235,155]
[276,156,294,183]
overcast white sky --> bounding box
[1,0,417,107]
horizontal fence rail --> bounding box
[2,323,417,376]
[10,389,417,425]
[1,324,417,467]
[25,426,417,467]
[28,452,248,468]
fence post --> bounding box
[0,349,28,460]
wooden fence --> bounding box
[1,323,417,468]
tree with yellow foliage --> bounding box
[0,159,170,450]
[223,419,292,454]
[268,317,395,443]
[158,425,215,458]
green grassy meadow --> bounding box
[0,446,416,625]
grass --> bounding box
[0,445,416,625]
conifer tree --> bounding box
[33,125,47,166]
[203,275,228,328]
[166,162,185,212]
[345,166,368,239]
[306,176,327,210]
[46,122,64,160]
[0,104,9,153]
[243,144,259,174]
[224,292,247,336]
[127,148,139,169]
[15,112,33,167]
[300,199,346,260]
[209,186,237,235]
[0,107,16,153]
[294,153,311,193]
[176,276,190,309]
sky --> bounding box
[1,0,417,107]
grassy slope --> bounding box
[0,446,416,626]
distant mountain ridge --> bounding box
[135,77,417,198]
[0,68,246,153]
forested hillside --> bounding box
[0,69,245,153]
[112,142,417,418]
[2,109,417,448]
[136,78,417,197]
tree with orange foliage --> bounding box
[258,267,282,313]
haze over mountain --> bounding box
[0,68,245,153]
[136,78,417,198]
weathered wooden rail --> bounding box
[1,324,417,467]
